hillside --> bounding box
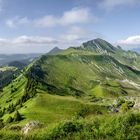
[0,53,42,91]
[29,38,140,98]
[0,38,139,139]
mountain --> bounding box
[0,53,42,90]
[81,38,117,53]
[27,38,140,98]
[8,61,27,69]
[0,38,139,139]
[0,53,42,66]
[0,66,19,89]
[132,47,140,53]
[47,47,63,55]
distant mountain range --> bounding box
[132,47,140,53]
[0,53,42,66]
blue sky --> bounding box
[0,0,140,53]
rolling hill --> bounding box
[0,38,139,139]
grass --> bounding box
[0,74,27,107]
[0,112,139,140]
[36,53,140,99]
[19,92,108,126]
[0,66,17,72]
[0,74,28,122]
[0,39,140,139]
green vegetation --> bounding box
[0,38,139,139]
[0,113,139,140]
[0,66,19,89]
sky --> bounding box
[0,0,140,53]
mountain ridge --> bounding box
[0,38,139,139]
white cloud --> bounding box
[12,36,58,44]
[116,35,140,50]
[6,7,97,28]
[0,36,58,46]
[0,38,8,44]
[0,27,88,47]
[0,35,59,53]
[35,15,57,27]
[100,0,139,10]
[61,26,88,42]
[6,17,30,28]
[60,7,92,25]
[0,28,89,53]
[35,7,93,27]
[117,36,140,45]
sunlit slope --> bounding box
[19,92,108,125]
[81,38,140,70]
[0,38,140,127]
[33,52,140,97]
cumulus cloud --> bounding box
[0,36,58,46]
[0,38,9,44]
[0,27,88,47]
[36,7,95,27]
[99,0,139,10]
[6,17,30,28]
[60,26,88,42]
[116,35,140,50]
[0,26,90,53]
[6,7,97,28]
[0,36,60,53]
[12,36,58,44]
[117,36,140,45]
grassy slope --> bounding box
[0,47,140,125]
[19,92,107,126]
[37,53,140,98]
[1,74,27,121]
[20,93,85,125]
[0,39,139,139]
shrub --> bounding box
[7,103,15,113]
[13,111,22,122]
[116,98,125,107]
[46,120,83,139]
[120,101,135,113]
[0,130,21,140]
[6,116,13,123]
[3,113,138,140]
[120,103,129,113]
[0,110,3,117]
[0,119,4,129]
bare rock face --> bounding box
[21,121,43,134]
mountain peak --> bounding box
[82,38,117,54]
[47,47,63,55]
[94,38,106,42]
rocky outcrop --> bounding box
[21,121,43,134]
